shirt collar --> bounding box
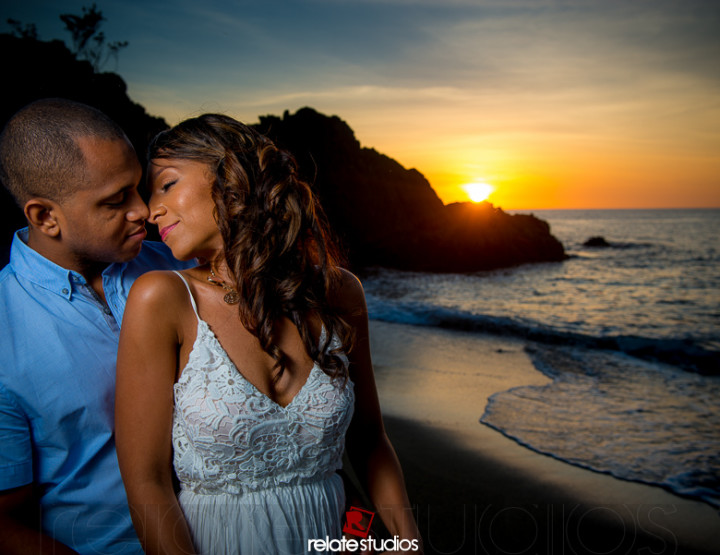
[9,228,126,299]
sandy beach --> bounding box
[367,320,720,555]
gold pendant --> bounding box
[224,290,240,304]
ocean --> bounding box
[360,208,720,508]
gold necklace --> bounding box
[207,268,240,305]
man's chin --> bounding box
[114,243,144,263]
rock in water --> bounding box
[583,236,611,248]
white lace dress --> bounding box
[171,272,355,554]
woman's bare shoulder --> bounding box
[127,270,190,311]
[329,268,367,313]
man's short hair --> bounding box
[0,98,129,207]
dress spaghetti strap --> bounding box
[172,270,200,318]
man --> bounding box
[0,99,190,554]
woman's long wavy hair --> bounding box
[148,114,354,381]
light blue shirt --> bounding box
[0,229,189,555]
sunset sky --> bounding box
[5,0,720,209]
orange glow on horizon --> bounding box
[414,161,720,211]
[347,100,720,211]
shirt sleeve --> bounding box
[0,383,33,490]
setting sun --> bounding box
[463,182,495,203]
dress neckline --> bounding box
[192,318,319,411]
[171,270,327,410]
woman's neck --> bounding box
[206,257,234,284]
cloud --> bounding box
[15,0,716,206]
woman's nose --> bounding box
[148,196,166,225]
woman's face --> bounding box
[148,158,223,261]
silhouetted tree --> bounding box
[6,18,38,39]
[60,4,128,72]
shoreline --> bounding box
[368,320,720,555]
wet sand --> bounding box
[368,320,720,555]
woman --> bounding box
[115,114,422,554]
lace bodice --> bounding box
[171,273,355,495]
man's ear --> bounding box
[24,198,62,238]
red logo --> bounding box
[342,506,375,538]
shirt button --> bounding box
[62,288,69,295]
[104,308,112,315]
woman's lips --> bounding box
[159,223,178,241]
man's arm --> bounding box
[0,381,78,554]
[0,485,78,555]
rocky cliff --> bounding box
[1,34,566,272]
[256,108,566,271]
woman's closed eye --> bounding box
[160,179,177,192]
